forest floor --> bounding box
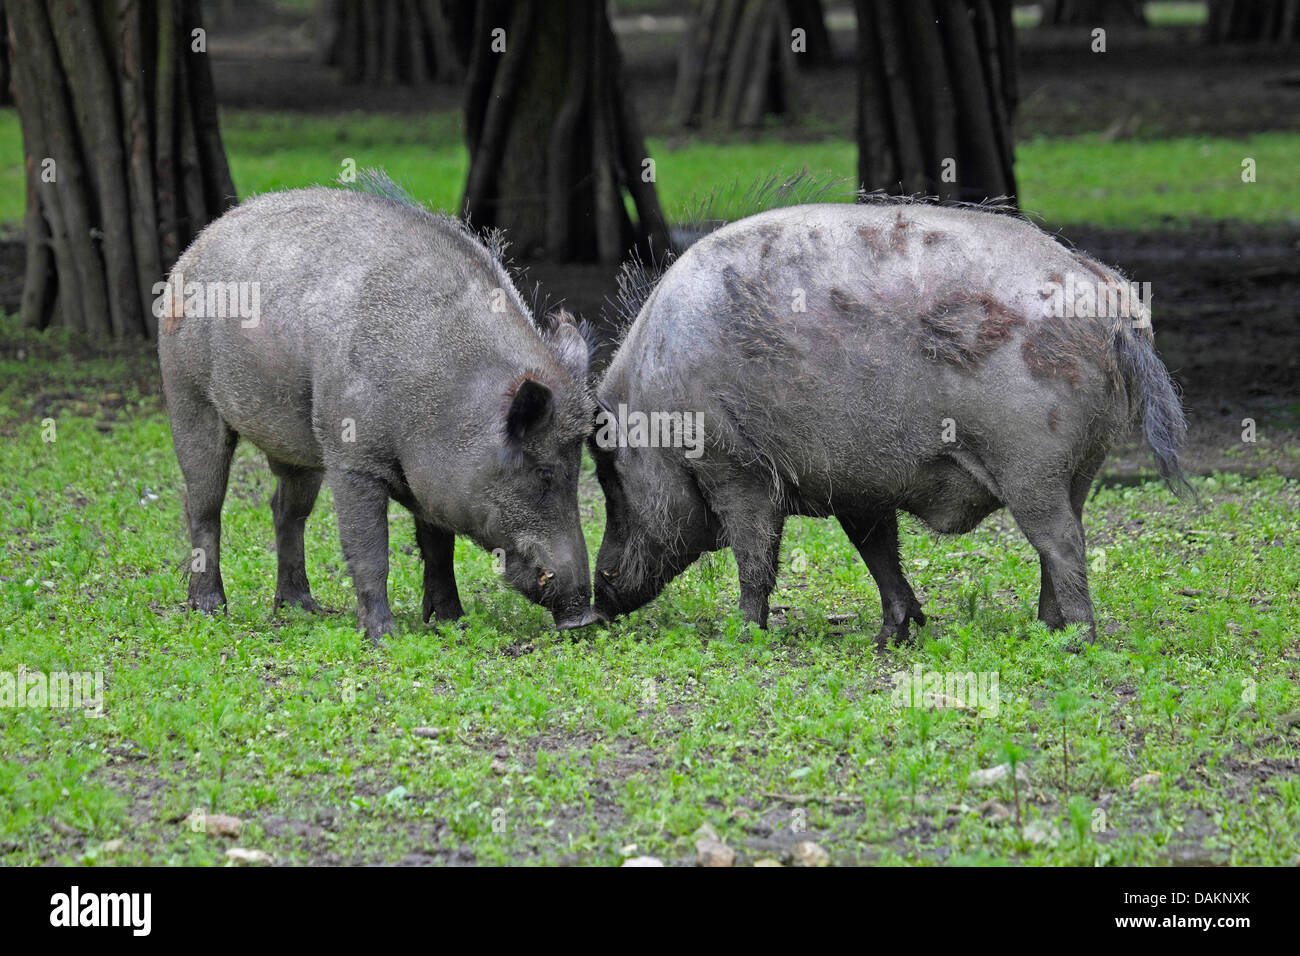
[0,322,1297,865]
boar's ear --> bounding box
[504,377,553,445]
[546,311,591,385]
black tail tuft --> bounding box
[1114,327,1193,498]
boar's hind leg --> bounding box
[1009,490,1095,643]
[268,458,326,613]
[839,512,927,649]
[170,394,237,613]
[328,469,396,643]
[1036,460,1103,633]
[414,520,464,623]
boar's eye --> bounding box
[535,464,556,484]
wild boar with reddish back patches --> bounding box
[591,200,1188,645]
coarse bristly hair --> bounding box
[340,168,598,378]
[339,167,533,307]
[602,171,1039,344]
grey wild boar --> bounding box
[591,199,1188,645]
[158,178,597,641]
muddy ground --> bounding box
[1,5,1296,478]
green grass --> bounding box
[2,320,1297,866]
[0,106,1296,231]
[1014,2,1209,29]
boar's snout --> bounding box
[504,537,595,631]
[556,605,602,631]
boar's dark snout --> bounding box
[555,606,601,631]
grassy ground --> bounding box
[1,322,1297,866]
[0,107,1297,231]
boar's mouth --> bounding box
[555,606,602,630]
[593,574,656,621]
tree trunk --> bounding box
[0,3,10,106]
[855,0,1018,204]
[8,0,235,338]
[1205,0,1300,41]
[671,0,806,127]
[1043,0,1147,26]
[462,0,668,264]
[317,0,467,85]
[786,0,835,66]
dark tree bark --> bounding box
[462,0,668,264]
[8,0,235,338]
[1206,0,1300,41]
[1043,0,1147,26]
[0,3,10,106]
[317,0,468,85]
[671,0,806,128]
[855,0,1018,203]
[786,0,835,66]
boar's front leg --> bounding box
[414,519,464,623]
[713,488,785,628]
[268,458,326,613]
[328,469,396,643]
[839,511,927,649]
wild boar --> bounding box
[158,178,598,641]
[590,199,1188,645]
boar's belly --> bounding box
[207,381,322,468]
[900,458,1002,535]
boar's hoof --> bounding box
[187,590,227,614]
[421,595,465,625]
[274,591,332,615]
[1062,624,1099,653]
[361,614,397,646]
[874,607,927,650]
[555,607,601,632]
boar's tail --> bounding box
[342,167,419,206]
[1113,325,1193,497]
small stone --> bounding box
[693,825,735,867]
[411,726,445,739]
[968,763,1029,788]
[693,823,720,843]
[1022,821,1060,845]
[696,839,735,867]
[225,847,273,864]
[490,758,509,775]
[101,839,124,852]
[1130,772,1162,791]
[790,841,830,867]
[976,799,1012,822]
[753,858,784,867]
[186,812,242,837]
[622,856,664,867]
